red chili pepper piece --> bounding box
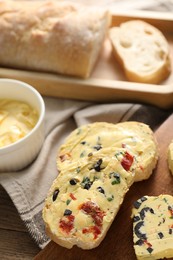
[79,201,105,239]
[59,214,75,234]
[79,201,105,227]
[82,225,101,240]
[144,240,152,248]
[70,193,77,200]
[139,165,144,171]
[121,151,134,171]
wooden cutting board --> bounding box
[35,114,173,260]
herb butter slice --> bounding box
[57,122,158,182]
[132,194,173,260]
[43,154,134,249]
[43,122,158,250]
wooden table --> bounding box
[0,185,40,259]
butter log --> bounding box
[0,1,110,78]
[132,194,173,260]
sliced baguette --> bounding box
[109,20,171,84]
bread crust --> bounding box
[168,140,173,175]
[109,20,171,84]
[0,1,110,78]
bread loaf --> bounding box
[109,20,171,84]
[42,122,158,250]
[0,0,110,78]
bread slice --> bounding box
[42,122,158,250]
[131,195,173,259]
[57,122,158,182]
[0,1,110,78]
[43,154,134,249]
[109,20,171,84]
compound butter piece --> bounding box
[132,194,173,260]
[43,121,158,250]
[43,154,134,249]
[0,99,38,148]
[57,122,158,182]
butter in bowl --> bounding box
[0,78,45,172]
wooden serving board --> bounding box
[35,114,173,260]
[0,10,173,109]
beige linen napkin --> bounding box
[0,0,173,250]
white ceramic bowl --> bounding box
[0,79,45,172]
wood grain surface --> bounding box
[0,185,40,260]
[35,114,173,260]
